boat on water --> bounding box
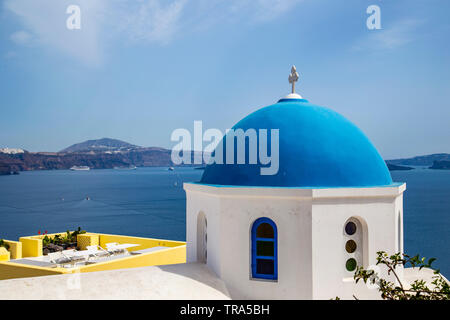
[168,167,175,171]
[70,166,90,171]
[114,165,137,170]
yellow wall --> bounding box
[0,248,10,262]
[77,233,99,250]
[0,245,186,280]
[0,262,69,280]
[4,240,22,259]
[14,232,185,258]
[19,237,42,258]
[98,234,184,251]
[19,231,78,258]
[1,232,187,280]
[79,245,186,273]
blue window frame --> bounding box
[251,217,277,280]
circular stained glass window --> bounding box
[345,240,357,253]
[346,258,357,272]
[345,221,357,235]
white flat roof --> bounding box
[0,263,230,300]
[403,267,449,289]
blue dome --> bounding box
[200,98,393,188]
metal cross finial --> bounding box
[288,65,299,94]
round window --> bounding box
[345,240,357,253]
[346,258,357,272]
[345,221,357,235]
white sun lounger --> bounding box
[85,245,110,259]
[48,250,86,266]
[48,252,72,264]
[106,243,139,255]
[62,249,86,262]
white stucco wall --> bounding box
[184,183,406,300]
[218,191,313,299]
[310,185,405,299]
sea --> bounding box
[0,167,448,276]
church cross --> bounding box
[288,66,299,94]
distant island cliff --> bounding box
[386,153,450,166]
[60,138,140,153]
[0,138,203,174]
[0,164,11,175]
[386,163,414,171]
[1,138,449,174]
[429,160,450,170]
[386,153,450,171]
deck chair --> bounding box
[105,243,123,255]
[48,252,71,265]
[85,245,110,259]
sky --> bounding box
[0,0,449,159]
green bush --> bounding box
[353,251,449,300]
[0,239,10,251]
[42,227,86,246]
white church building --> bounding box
[184,66,406,299]
[4,67,441,301]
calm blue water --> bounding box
[0,167,200,242]
[391,168,450,276]
[0,167,448,276]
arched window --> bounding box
[343,218,364,274]
[251,218,277,280]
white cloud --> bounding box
[115,0,301,43]
[354,19,425,51]
[230,0,302,22]
[5,0,106,65]
[375,19,424,49]
[10,30,33,45]
[117,0,187,45]
[4,0,301,65]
